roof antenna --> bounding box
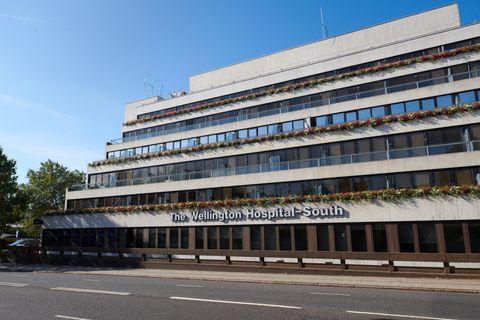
[321,7,328,40]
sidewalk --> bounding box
[3,264,480,293]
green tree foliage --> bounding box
[22,160,85,236]
[0,147,20,233]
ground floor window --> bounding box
[43,220,480,256]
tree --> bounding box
[21,160,85,236]
[0,146,19,233]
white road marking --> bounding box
[55,315,92,320]
[170,296,301,309]
[13,274,28,277]
[346,310,458,320]
[309,292,350,297]
[0,282,28,287]
[82,279,100,282]
[50,287,131,296]
[176,284,203,288]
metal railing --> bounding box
[108,70,479,144]
[69,140,479,191]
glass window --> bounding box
[372,224,388,252]
[220,227,230,249]
[217,133,225,142]
[414,172,431,188]
[226,132,235,141]
[279,225,292,250]
[195,227,204,249]
[371,106,385,117]
[264,226,276,250]
[208,135,217,144]
[443,223,465,253]
[199,136,208,145]
[351,224,367,252]
[345,111,357,122]
[282,122,293,132]
[207,227,217,249]
[457,91,476,104]
[417,223,438,253]
[316,225,329,251]
[239,130,248,139]
[157,228,166,248]
[421,98,435,110]
[334,224,348,251]
[250,226,261,250]
[268,124,280,134]
[180,228,189,249]
[390,103,405,115]
[315,116,328,127]
[436,94,452,108]
[398,223,415,252]
[468,223,480,253]
[358,109,371,120]
[232,227,243,250]
[454,169,473,185]
[169,228,179,248]
[332,113,344,124]
[173,141,180,149]
[248,128,257,137]
[188,138,196,147]
[294,225,308,251]
[166,142,173,150]
[405,100,420,112]
[293,120,304,130]
[258,126,268,136]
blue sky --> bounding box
[0,0,479,182]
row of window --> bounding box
[122,61,480,142]
[70,167,480,210]
[136,37,480,121]
[109,89,479,160]
[42,221,480,254]
[93,124,480,187]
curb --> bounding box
[64,270,480,294]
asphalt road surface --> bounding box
[0,269,478,320]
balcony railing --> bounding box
[108,70,480,145]
[68,140,480,191]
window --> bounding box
[148,228,156,248]
[208,135,217,144]
[293,120,304,130]
[398,223,415,252]
[250,226,261,250]
[282,122,293,132]
[436,94,452,108]
[334,224,348,251]
[421,98,435,110]
[180,228,189,249]
[239,130,248,139]
[345,111,357,122]
[371,106,385,117]
[390,103,405,115]
[268,124,280,134]
[315,116,328,127]
[316,225,329,251]
[220,227,230,249]
[443,223,465,253]
[264,226,276,250]
[195,227,204,249]
[332,113,344,124]
[372,224,388,252]
[457,91,476,104]
[350,224,367,252]
[417,223,437,253]
[279,225,291,250]
[358,109,371,120]
[226,132,235,141]
[207,227,217,249]
[468,223,480,253]
[200,136,208,145]
[169,228,179,248]
[258,126,268,136]
[232,227,243,250]
[294,225,308,251]
[405,100,420,112]
[248,128,257,137]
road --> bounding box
[0,268,478,320]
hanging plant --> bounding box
[123,43,480,126]
[47,185,480,216]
